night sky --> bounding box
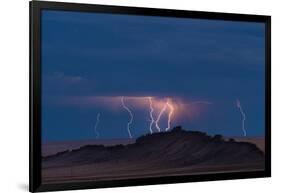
[41,10,265,142]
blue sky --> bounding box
[41,10,265,142]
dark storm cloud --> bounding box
[41,10,265,141]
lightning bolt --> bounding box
[148,97,156,134]
[155,102,168,132]
[94,113,100,139]
[165,100,174,131]
[121,96,133,139]
[236,99,247,137]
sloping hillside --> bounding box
[43,127,264,170]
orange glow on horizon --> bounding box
[58,95,211,124]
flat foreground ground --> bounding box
[42,162,264,184]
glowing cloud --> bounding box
[52,95,212,136]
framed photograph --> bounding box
[30,1,271,192]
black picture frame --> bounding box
[29,1,271,192]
